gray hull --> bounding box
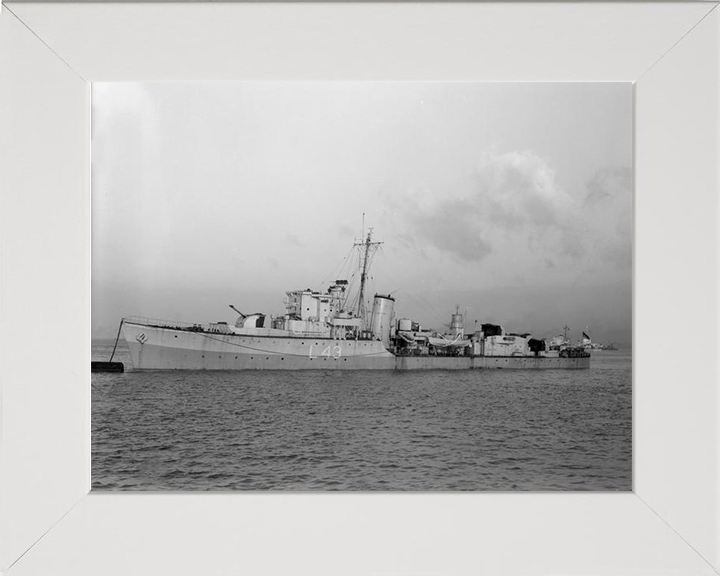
[122,321,589,370]
[395,356,590,370]
[123,321,396,370]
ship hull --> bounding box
[122,321,397,370]
[122,321,590,370]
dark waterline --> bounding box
[92,341,632,491]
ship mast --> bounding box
[354,228,382,329]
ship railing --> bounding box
[123,315,231,333]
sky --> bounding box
[92,82,632,346]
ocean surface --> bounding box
[92,341,632,491]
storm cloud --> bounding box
[383,148,633,315]
[394,151,584,262]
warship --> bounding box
[120,230,590,370]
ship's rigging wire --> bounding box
[335,240,449,330]
[344,261,362,314]
[305,232,452,329]
[316,243,364,315]
[353,236,382,323]
[320,244,355,288]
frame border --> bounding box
[1,2,718,574]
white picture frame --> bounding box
[1,2,718,575]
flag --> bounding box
[582,331,590,340]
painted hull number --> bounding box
[310,344,342,358]
[324,345,342,358]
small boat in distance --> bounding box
[120,230,590,370]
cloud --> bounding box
[472,150,569,230]
[400,196,492,262]
[386,151,632,286]
[392,150,577,263]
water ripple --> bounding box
[92,343,631,491]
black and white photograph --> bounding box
[91,82,632,491]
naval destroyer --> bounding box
[120,230,590,370]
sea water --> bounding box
[92,341,631,491]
